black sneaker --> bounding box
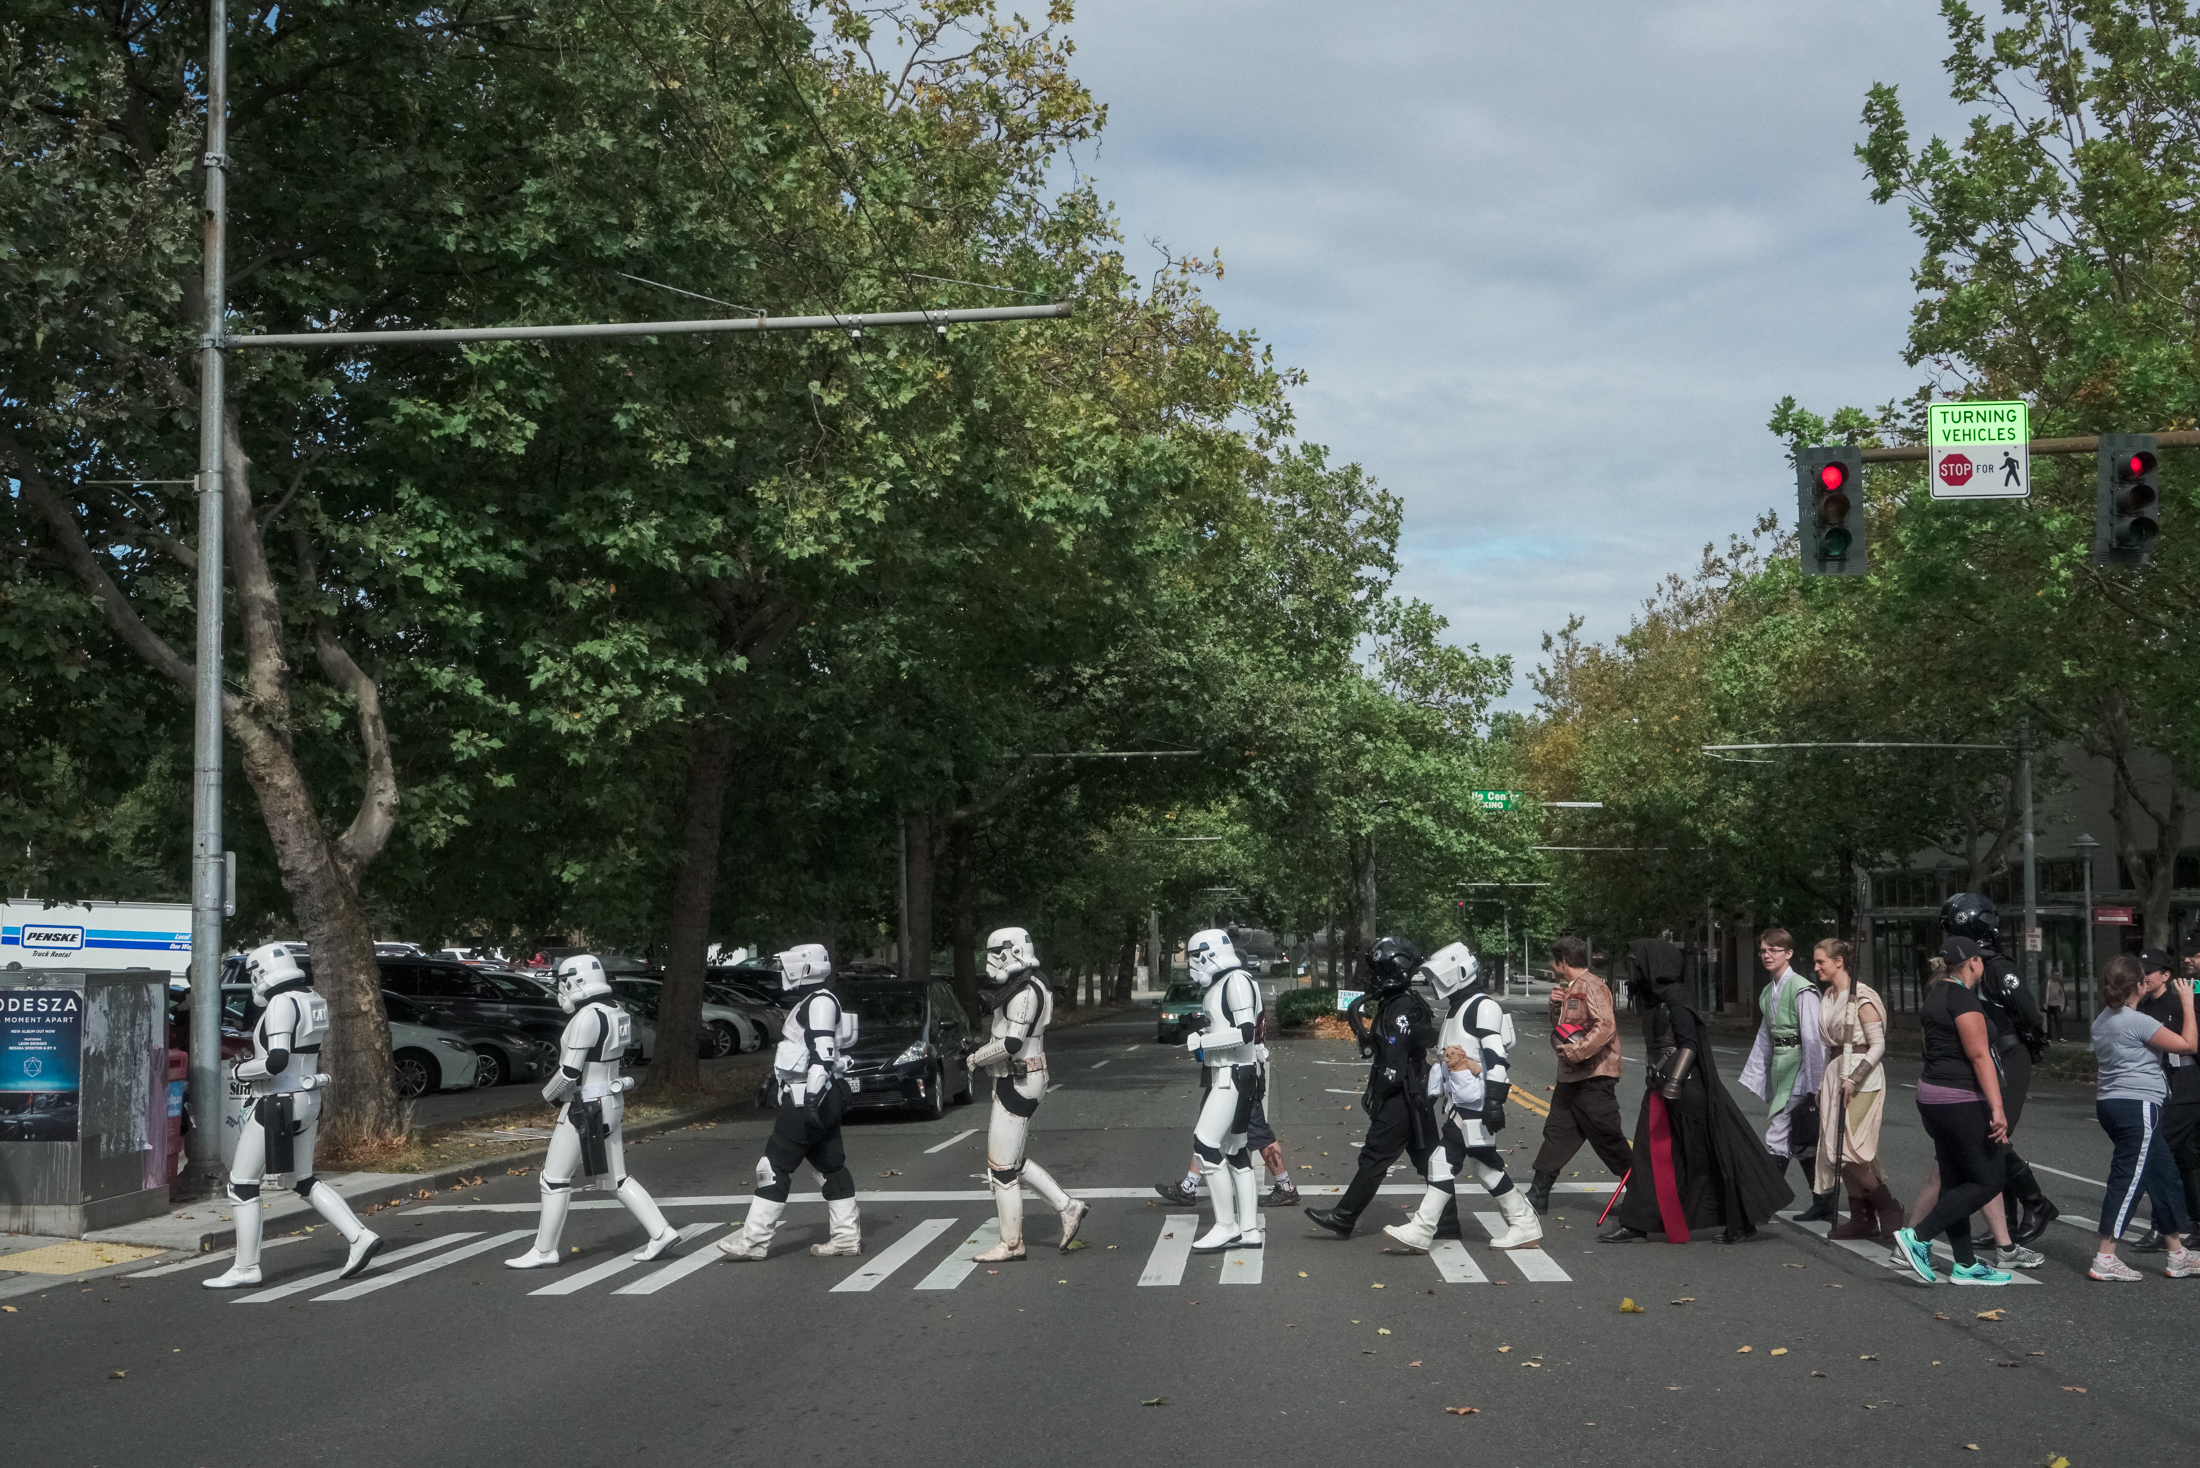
[1153,1181,1198,1206]
[1260,1184,1299,1208]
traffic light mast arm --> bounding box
[1860,429,2200,463]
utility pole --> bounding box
[1149,908,1163,994]
[183,0,229,1197]
[897,815,911,979]
[2020,717,2039,994]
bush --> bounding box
[1275,988,1342,1027]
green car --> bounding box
[1156,980,1208,1044]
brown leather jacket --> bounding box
[1549,971,1622,1082]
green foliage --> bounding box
[1273,987,1340,1027]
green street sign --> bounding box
[1928,401,2030,500]
[1471,790,1522,812]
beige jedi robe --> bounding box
[1814,981,1888,1195]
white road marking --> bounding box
[130,1237,300,1278]
[1473,1213,1571,1281]
[915,1220,1001,1290]
[1090,1060,1111,1069]
[530,1222,720,1295]
[613,1228,731,1294]
[1220,1241,1264,1284]
[1126,1045,1141,1052]
[1782,1209,2044,1281]
[1047,1083,1064,1093]
[314,1231,529,1301]
[923,1129,979,1155]
[233,1233,479,1303]
[831,1218,959,1294]
[1428,1240,1487,1283]
[1138,1214,1199,1287]
[1324,1088,1359,1094]
[410,1182,1622,1212]
[2031,1163,2107,1188]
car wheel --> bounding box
[707,1022,738,1060]
[392,1049,437,1100]
[915,1064,946,1121]
[737,1019,763,1053]
[472,1047,507,1088]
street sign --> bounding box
[2094,905,2134,926]
[1471,790,1523,812]
[1929,401,2030,499]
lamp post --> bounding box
[2073,833,2101,1005]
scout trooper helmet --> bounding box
[775,942,832,993]
[243,941,308,1003]
[554,954,613,1014]
[1186,928,1240,987]
[1421,941,1481,1002]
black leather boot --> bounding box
[1526,1170,1557,1215]
[1303,1205,1356,1238]
[2005,1165,2059,1245]
[1797,1188,1840,1223]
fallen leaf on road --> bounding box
[1963,1445,1977,1452]
[877,1170,902,1177]
[1363,1350,1377,1356]
[1737,1346,1754,1354]
[1620,1298,1645,1313]
[1409,1361,1422,1367]
[1770,1348,1789,1357]
[1,1306,15,1313]
[1935,1313,1950,1320]
[1523,1361,1541,1368]
[1976,1310,2007,1321]
[2030,1351,2046,1357]
[1498,1345,1512,1353]
[2062,1387,2086,1394]
[1372,1282,1385,1289]
[1670,1297,1694,1305]
[107,1371,125,1379]
[1810,1372,1826,1379]
[1064,1240,1089,1252]
[1859,1355,1878,1361]
[2049,1457,2070,1468]
[1783,1263,1804,1269]
[1298,1271,1308,1277]
[1378,1328,1392,1335]
[1141,1397,1166,1407]
[1445,1407,1481,1415]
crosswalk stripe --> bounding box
[923,1130,978,1155]
[1428,1240,1487,1283]
[233,1233,480,1304]
[612,1227,729,1295]
[831,1218,958,1293]
[315,1231,530,1300]
[530,1223,720,1296]
[1090,1060,1110,1069]
[408,1182,1622,1213]
[1473,1213,1571,1281]
[1138,1214,1199,1287]
[131,1238,300,1278]
[914,1220,1001,1290]
[1219,1241,1263,1284]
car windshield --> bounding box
[383,992,424,1025]
[484,974,552,1002]
[850,985,926,1033]
[1165,982,1201,1003]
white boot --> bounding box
[810,1196,863,1256]
[1191,1159,1241,1253]
[303,1179,383,1279]
[1232,1165,1264,1248]
[1486,1185,1545,1249]
[506,1184,572,1268]
[1383,1185,1449,1254]
[975,1180,1026,1262]
[203,1191,265,1289]
[717,1197,784,1260]
[1058,1197,1090,1251]
[618,1177,679,1261]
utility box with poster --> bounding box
[0,971,174,1237]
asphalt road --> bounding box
[7,995,2183,1467]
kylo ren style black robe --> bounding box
[1616,939,1794,1239]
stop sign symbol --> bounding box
[1938,455,1974,488]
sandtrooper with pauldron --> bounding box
[504,954,681,1269]
[963,926,1089,1262]
[202,942,383,1289]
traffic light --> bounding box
[1797,445,1866,576]
[2096,434,2160,564]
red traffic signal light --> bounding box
[2097,435,2161,562]
[1818,462,1848,493]
[1797,446,1865,575]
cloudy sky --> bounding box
[1049,1,1972,706]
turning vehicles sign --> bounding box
[1929,401,2030,499]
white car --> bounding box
[613,977,765,1058]
[220,981,478,1100]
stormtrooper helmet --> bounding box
[1421,941,1480,1002]
[243,942,308,1003]
[776,942,832,993]
[984,926,1039,982]
[1365,935,1424,995]
[554,954,613,1014]
[1186,928,1239,987]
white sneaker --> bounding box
[2090,1253,2144,1281]
[2166,1249,2199,1279]
[504,1248,561,1270]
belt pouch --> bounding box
[257,1093,296,1174]
[576,1098,611,1178]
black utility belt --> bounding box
[1771,1037,1801,1048]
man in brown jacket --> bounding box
[1528,935,1634,1213]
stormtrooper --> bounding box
[960,927,1089,1262]
[1383,943,1543,1252]
[717,943,862,1260]
[505,955,680,1268]
[202,942,383,1289]
[1183,928,1267,1253]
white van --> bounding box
[0,900,193,979]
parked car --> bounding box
[606,978,757,1059]
[219,982,477,1100]
[383,991,556,1089]
[706,965,786,1013]
[379,955,567,1033]
[1156,980,1207,1043]
[778,978,973,1120]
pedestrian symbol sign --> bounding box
[1928,401,2029,500]
[1471,790,1522,812]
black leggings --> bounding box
[1912,1099,2005,1266]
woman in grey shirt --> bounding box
[2090,954,2198,1280]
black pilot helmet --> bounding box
[1940,892,2001,953]
[1364,936,1424,996]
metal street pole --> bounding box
[2020,717,2039,993]
[2075,834,2100,1002]
[897,816,910,980]
[184,0,229,1196]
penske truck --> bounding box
[0,900,194,980]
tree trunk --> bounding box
[652,713,737,1091]
[1346,839,1376,971]
[947,819,979,1020]
[1114,914,1139,1003]
[905,811,937,984]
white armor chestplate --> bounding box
[1197,971,1260,1069]
[250,990,329,1096]
[563,1002,631,1100]
[1429,1009,1485,1113]
[990,978,1051,1069]
[773,990,854,1085]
